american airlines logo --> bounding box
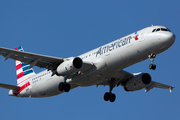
[135,31,139,40]
[96,36,132,57]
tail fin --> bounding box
[15,46,36,86]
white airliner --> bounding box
[0,25,176,102]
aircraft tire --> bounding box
[109,93,116,102]
[152,64,156,70]
[59,82,65,91]
[149,64,153,69]
[104,92,110,101]
[64,83,70,92]
[149,64,156,70]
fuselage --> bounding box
[9,25,175,98]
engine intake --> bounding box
[73,57,82,69]
[141,73,151,85]
[124,73,151,91]
[56,57,83,76]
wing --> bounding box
[145,81,174,93]
[0,47,64,70]
[0,46,94,76]
[97,70,174,92]
[0,83,20,90]
[96,70,133,87]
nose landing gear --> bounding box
[148,53,156,70]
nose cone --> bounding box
[172,33,176,43]
[155,32,176,53]
[162,32,176,45]
[168,32,176,44]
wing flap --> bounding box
[0,83,20,90]
[96,70,133,86]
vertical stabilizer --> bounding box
[15,46,36,86]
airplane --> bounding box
[0,25,176,102]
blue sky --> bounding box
[0,0,179,120]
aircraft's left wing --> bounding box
[0,47,64,70]
[96,70,133,90]
[145,81,174,93]
[96,70,174,93]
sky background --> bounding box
[0,0,179,120]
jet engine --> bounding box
[56,57,83,76]
[124,73,151,91]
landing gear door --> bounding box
[139,29,146,42]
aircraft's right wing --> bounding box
[0,46,64,70]
[0,46,94,77]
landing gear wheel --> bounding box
[148,53,156,70]
[104,92,116,102]
[58,82,71,92]
[64,83,70,92]
[152,64,156,70]
[109,93,116,102]
[59,82,65,91]
[104,92,110,101]
[149,64,156,70]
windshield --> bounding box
[152,28,171,32]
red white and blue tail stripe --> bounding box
[15,46,36,86]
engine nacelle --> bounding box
[56,57,83,76]
[124,73,151,92]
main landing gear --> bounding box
[148,53,156,70]
[58,76,71,92]
[104,92,116,102]
[104,78,116,102]
[58,82,70,92]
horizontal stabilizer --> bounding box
[0,83,20,90]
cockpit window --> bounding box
[156,28,160,31]
[161,28,168,31]
[152,28,171,32]
[152,29,156,32]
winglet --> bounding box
[145,89,148,93]
[170,86,174,93]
